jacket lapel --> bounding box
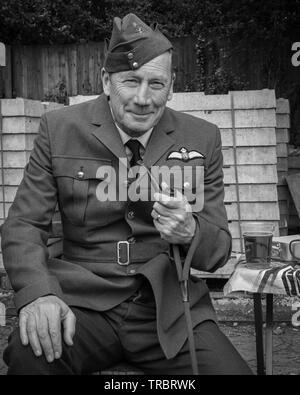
[91,95,127,160]
[143,108,176,168]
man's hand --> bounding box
[19,295,76,363]
[151,183,196,245]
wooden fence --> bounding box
[0,37,197,100]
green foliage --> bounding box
[1,0,297,45]
[43,80,68,105]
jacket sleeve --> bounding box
[189,125,232,272]
[1,114,64,311]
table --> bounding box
[223,257,300,375]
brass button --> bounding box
[77,170,85,179]
[127,52,134,60]
[129,269,136,274]
[132,62,139,69]
[128,211,135,220]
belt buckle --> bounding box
[117,241,130,265]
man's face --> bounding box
[101,52,174,137]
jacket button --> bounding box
[128,211,135,220]
[77,170,85,179]
[132,61,138,69]
[127,52,134,60]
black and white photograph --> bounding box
[0,0,300,379]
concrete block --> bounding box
[277,157,289,172]
[0,98,44,117]
[189,109,276,128]
[230,89,276,109]
[0,203,13,219]
[222,146,277,166]
[224,184,278,203]
[220,128,277,147]
[276,98,290,114]
[2,117,41,134]
[225,202,280,221]
[2,169,25,186]
[276,128,290,144]
[276,113,290,129]
[68,95,99,106]
[42,102,65,113]
[25,134,37,151]
[276,143,288,158]
[0,302,5,327]
[0,152,28,168]
[2,134,26,151]
[223,164,278,184]
[169,92,225,111]
[0,186,18,203]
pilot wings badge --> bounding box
[167,147,205,162]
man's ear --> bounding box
[167,72,176,101]
[101,68,111,97]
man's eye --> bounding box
[124,79,138,86]
[150,82,164,89]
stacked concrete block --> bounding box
[167,89,281,254]
[0,98,64,269]
[275,98,291,236]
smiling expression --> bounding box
[101,52,174,137]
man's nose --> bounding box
[134,83,151,106]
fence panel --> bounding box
[0,38,197,101]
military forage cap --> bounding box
[104,13,173,73]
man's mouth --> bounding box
[128,109,153,117]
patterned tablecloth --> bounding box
[223,256,300,296]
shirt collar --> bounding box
[115,123,153,149]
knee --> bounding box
[3,329,41,374]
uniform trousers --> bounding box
[4,280,253,375]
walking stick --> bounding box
[172,226,201,376]
[138,161,200,374]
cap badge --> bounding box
[167,147,205,162]
[133,22,144,34]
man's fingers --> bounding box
[47,312,62,359]
[19,313,29,346]
[62,310,76,346]
[26,314,42,357]
[36,313,55,362]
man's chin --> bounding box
[124,119,155,135]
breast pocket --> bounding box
[52,156,114,226]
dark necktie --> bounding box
[125,139,143,167]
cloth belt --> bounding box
[63,239,169,264]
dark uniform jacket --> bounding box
[1,94,231,359]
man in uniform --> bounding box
[2,13,252,375]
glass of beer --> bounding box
[242,222,275,269]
